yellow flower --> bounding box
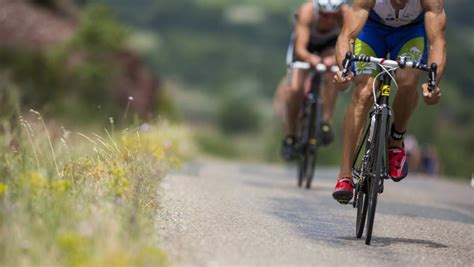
[20,171,48,193]
[50,179,71,193]
[0,182,7,196]
[109,162,126,178]
[169,156,181,169]
[151,144,165,161]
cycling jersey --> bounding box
[286,2,341,65]
[353,0,427,76]
[370,0,424,27]
[309,1,341,48]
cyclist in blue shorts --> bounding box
[332,0,446,203]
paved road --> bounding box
[157,159,474,266]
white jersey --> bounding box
[371,0,424,27]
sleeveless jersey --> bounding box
[369,0,424,27]
[309,0,341,46]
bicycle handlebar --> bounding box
[341,52,437,93]
[290,61,339,73]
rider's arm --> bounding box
[421,0,446,84]
[336,0,375,68]
[338,3,350,26]
[295,3,317,64]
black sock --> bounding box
[390,124,406,142]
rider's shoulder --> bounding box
[297,2,315,22]
[340,3,350,15]
[352,0,376,10]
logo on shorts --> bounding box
[400,47,423,62]
[355,62,376,75]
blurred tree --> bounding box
[217,93,261,135]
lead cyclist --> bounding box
[332,0,446,204]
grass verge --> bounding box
[0,113,194,266]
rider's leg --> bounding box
[338,75,375,178]
[273,76,291,130]
[391,68,422,147]
[280,68,307,160]
[333,74,374,203]
[286,68,307,136]
[386,69,422,180]
[322,75,338,124]
[320,48,338,124]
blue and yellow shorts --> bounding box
[353,19,427,76]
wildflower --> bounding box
[110,164,126,178]
[28,171,48,192]
[50,179,71,193]
[169,156,182,169]
[151,145,165,161]
[0,182,7,196]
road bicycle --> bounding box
[340,52,437,245]
[289,62,339,189]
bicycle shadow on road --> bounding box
[337,236,449,248]
[268,196,354,247]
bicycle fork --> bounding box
[372,74,393,188]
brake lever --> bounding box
[428,63,437,93]
[341,51,353,79]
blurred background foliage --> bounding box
[1,0,472,178]
[86,0,472,178]
[0,3,128,125]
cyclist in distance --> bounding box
[332,0,446,203]
[277,0,349,161]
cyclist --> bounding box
[332,0,446,203]
[278,0,349,161]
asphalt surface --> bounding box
[157,159,474,266]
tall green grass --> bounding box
[0,112,194,266]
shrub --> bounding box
[217,93,261,134]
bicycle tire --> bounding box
[297,149,307,188]
[305,149,317,189]
[355,183,368,238]
[305,102,319,189]
[365,110,388,245]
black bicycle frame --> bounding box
[300,72,322,148]
[352,73,392,182]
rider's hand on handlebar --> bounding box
[323,56,336,67]
[308,54,322,67]
[422,83,441,105]
[333,70,352,91]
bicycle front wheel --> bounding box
[305,145,317,189]
[304,101,319,189]
[297,148,307,188]
[365,111,389,245]
[355,183,368,238]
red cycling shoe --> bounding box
[332,177,354,204]
[388,145,408,182]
